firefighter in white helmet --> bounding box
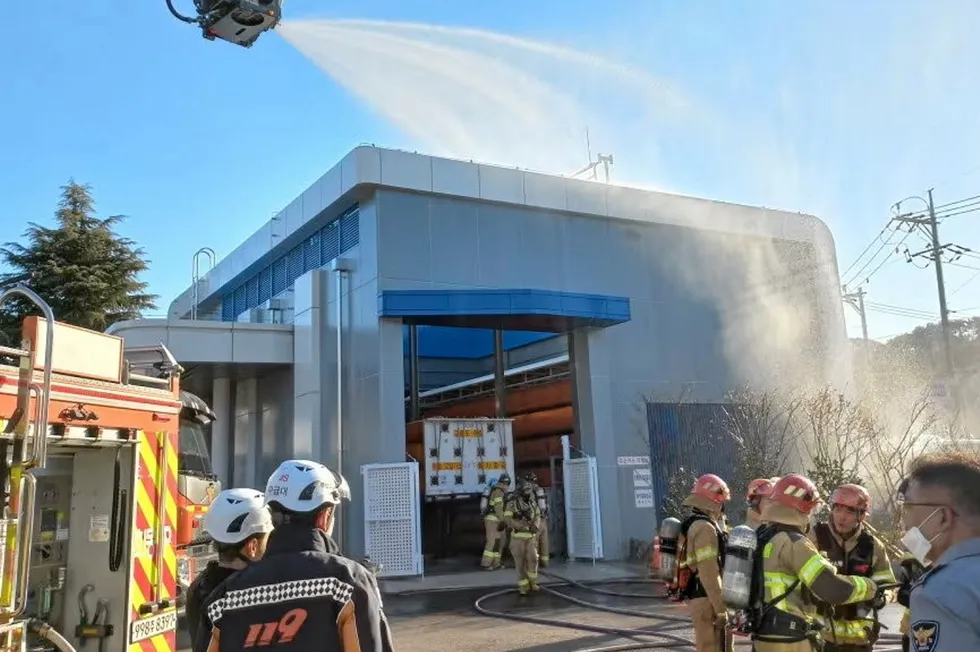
[194,460,394,652]
[187,488,274,644]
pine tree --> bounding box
[0,181,157,345]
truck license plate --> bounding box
[130,610,177,643]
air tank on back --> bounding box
[722,524,758,609]
[656,517,682,581]
[479,483,493,516]
[534,485,547,512]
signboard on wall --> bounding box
[617,456,651,467]
[632,468,652,488]
[634,489,654,508]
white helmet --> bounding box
[265,459,350,513]
[203,488,274,545]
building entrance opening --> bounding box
[403,325,574,574]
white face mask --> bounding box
[901,507,943,564]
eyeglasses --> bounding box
[898,501,957,517]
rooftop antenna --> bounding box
[569,127,614,183]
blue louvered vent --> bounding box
[272,258,287,295]
[219,204,360,321]
[321,222,339,262]
[258,267,272,304]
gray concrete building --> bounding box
[110,145,847,574]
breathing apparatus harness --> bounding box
[669,510,726,601]
[729,523,824,648]
[812,522,886,645]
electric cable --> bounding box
[165,0,198,23]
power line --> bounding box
[840,224,892,280]
[842,224,915,289]
[892,190,957,376]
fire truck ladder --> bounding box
[0,285,55,626]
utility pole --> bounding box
[893,190,955,377]
[842,287,871,380]
[842,288,869,342]
[927,189,954,377]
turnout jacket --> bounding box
[186,562,237,644]
[193,524,394,652]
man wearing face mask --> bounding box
[195,460,394,652]
[808,483,896,652]
[900,453,980,651]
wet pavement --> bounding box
[178,582,907,652]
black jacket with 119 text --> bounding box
[193,524,394,652]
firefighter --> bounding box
[808,483,895,652]
[746,477,778,529]
[752,474,882,652]
[504,478,542,596]
[481,472,511,570]
[194,459,394,652]
[522,470,551,567]
[675,473,734,652]
[187,488,274,644]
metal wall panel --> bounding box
[646,402,735,521]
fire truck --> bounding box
[0,284,201,652]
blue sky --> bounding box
[2,1,979,341]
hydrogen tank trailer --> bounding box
[166,0,282,48]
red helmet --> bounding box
[691,474,731,505]
[830,484,871,514]
[770,474,822,514]
[746,477,776,501]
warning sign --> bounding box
[632,468,652,488]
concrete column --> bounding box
[293,270,326,461]
[234,378,259,488]
[408,324,421,421]
[568,327,622,557]
[211,376,232,486]
[493,329,507,417]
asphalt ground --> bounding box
[177,580,908,652]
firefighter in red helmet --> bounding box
[808,483,895,652]
[752,474,882,652]
[673,473,734,652]
[746,477,778,529]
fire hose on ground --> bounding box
[472,569,907,651]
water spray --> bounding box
[166,0,282,48]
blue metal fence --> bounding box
[646,402,734,521]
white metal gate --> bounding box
[361,462,423,578]
[561,435,603,561]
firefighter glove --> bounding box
[869,585,888,611]
[713,611,728,629]
[896,582,912,608]
[497,522,507,532]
